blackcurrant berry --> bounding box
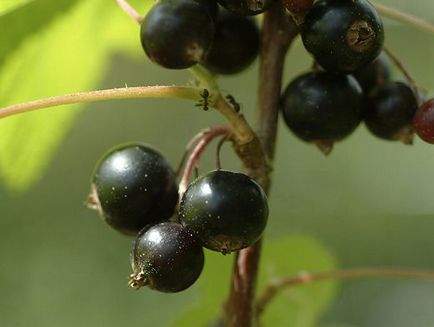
[364,81,418,143]
[414,98,434,144]
[179,170,268,254]
[202,11,260,75]
[281,71,363,151]
[88,144,178,235]
[283,0,313,13]
[217,0,276,16]
[129,222,204,293]
[353,52,391,94]
[140,0,215,69]
[301,0,384,73]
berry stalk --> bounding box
[224,5,299,327]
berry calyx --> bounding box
[217,0,276,16]
[88,144,178,235]
[202,11,260,75]
[179,170,268,254]
[140,0,215,69]
[413,98,434,144]
[283,0,313,13]
[129,223,204,292]
[301,0,384,73]
[280,71,363,153]
[364,81,418,143]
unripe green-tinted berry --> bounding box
[414,98,434,144]
[179,170,268,254]
[217,0,276,15]
[364,82,418,143]
[89,144,178,235]
[302,0,384,73]
[281,71,363,150]
[202,11,260,74]
[129,223,204,293]
[140,0,215,69]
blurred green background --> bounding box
[1,1,434,326]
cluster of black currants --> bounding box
[280,0,424,153]
[87,144,268,293]
[140,0,262,74]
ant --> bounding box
[225,94,240,113]
[195,89,210,111]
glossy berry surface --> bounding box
[217,0,276,15]
[302,0,384,73]
[179,170,268,254]
[202,11,260,75]
[281,71,363,144]
[129,223,204,293]
[353,52,391,94]
[283,0,313,13]
[140,0,215,69]
[364,82,418,143]
[90,144,178,235]
[414,99,434,144]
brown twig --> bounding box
[224,5,299,327]
[255,267,434,317]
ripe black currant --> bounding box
[129,223,204,293]
[301,0,384,73]
[414,98,434,144]
[140,0,215,69]
[88,144,178,235]
[353,52,391,94]
[179,170,268,254]
[364,81,418,143]
[217,0,276,16]
[202,10,260,75]
[280,71,363,151]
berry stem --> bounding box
[224,5,299,327]
[216,135,228,170]
[0,86,203,119]
[255,267,434,317]
[383,46,421,103]
[371,1,434,35]
[178,126,231,198]
[116,0,142,24]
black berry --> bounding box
[414,98,434,144]
[302,0,384,73]
[217,0,276,16]
[88,144,178,235]
[129,223,204,293]
[281,71,363,152]
[364,81,418,143]
[202,11,260,75]
[353,52,391,94]
[179,170,268,254]
[140,0,215,69]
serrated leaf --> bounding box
[0,0,115,191]
[258,235,338,327]
[171,235,337,327]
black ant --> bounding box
[195,89,210,111]
[225,94,240,113]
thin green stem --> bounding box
[189,65,219,92]
[0,85,202,119]
[256,267,434,317]
[372,1,434,35]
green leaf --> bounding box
[0,0,32,15]
[0,0,81,65]
[258,235,338,327]
[0,0,114,191]
[171,235,337,327]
